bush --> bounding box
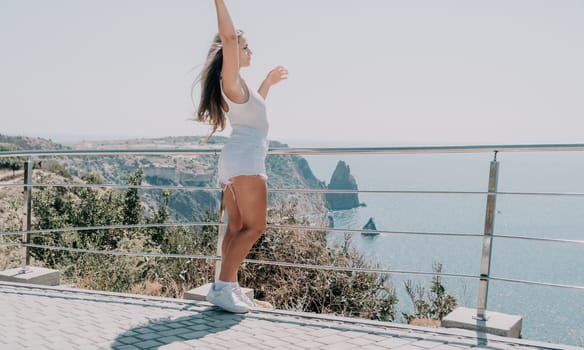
[402,262,457,323]
[240,202,398,321]
[43,160,72,179]
[0,143,23,175]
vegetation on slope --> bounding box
[22,167,398,321]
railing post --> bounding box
[476,151,499,321]
[215,191,226,282]
[20,158,33,273]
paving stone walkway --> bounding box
[0,282,579,350]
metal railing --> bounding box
[1,144,584,323]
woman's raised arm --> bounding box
[214,0,245,102]
[258,66,289,100]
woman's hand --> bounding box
[258,66,288,99]
[266,66,289,86]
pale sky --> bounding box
[1,0,583,146]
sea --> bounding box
[301,150,584,346]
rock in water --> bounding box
[362,217,379,236]
[325,160,360,210]
[327,214,335,228]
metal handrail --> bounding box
[2,143,584,158]
[1,144,584,328]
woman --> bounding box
[196,0,288,313]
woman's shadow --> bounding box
[112,306,243,349]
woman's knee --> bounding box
[257,222,267,234]
[227,221,243,234]
[247,222,266,238]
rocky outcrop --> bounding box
[325,160,360,210]
[362,217,379,236]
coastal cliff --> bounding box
[0,134,326,221]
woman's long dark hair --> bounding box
[194,31,243,136]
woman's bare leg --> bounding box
[218,175,267,282]
[220,185,243,258]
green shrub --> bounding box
[402,262,457,323]
[240,202,398,321]
[0,143,23,175]
[43,160,72,179]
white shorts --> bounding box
[218,126,268,186]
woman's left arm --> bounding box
[258,66,288,99]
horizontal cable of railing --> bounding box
[3,182,584,199]
[0,222,224,238]
[489,276,584,291]
[272,188,584,198]
[17,242,584,291]
[2,143,584,158]
[273,224,584,245]
[0,224,483,240]
[23,243,219,261]
[20,242,478,280]
[2,222,583,246]
[490,233,584,245]
[0,183,223,191]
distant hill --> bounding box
[0,134,327,223]
[0,134,67,150]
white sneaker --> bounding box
[234,285,256,308]
[206,284,250,314]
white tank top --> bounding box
[222,84,269,136]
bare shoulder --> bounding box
[222,79,249,104]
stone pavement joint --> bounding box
[0,281,580,350]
